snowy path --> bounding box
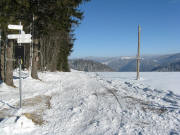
[0,71,180,135]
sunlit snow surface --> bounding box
[0,70,179,135]
[97,72,180,95]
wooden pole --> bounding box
[136,25,141,80]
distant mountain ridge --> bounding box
[152,61,180,71]
[77,53,180,72]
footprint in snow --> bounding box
[162,97,177,105]
[143,87,152,92]
[124,82,133,87]
[166,91,180,100]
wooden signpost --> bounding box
[136,25,141,80]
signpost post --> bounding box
[19,22,22,109]
[8,22,32,109]
[19,58,22,108]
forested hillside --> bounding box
[69,59,114,72]
[0,0,90,86]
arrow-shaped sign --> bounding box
[8,34,32,40]
[8,24,32,43]
[8,25,23,30]
[17,38,32,44]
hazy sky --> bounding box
[70,0,180,58]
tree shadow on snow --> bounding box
[0,100,18,123]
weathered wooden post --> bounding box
[136,25,141,80]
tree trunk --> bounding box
[5,40,14,87]
[31,39,39,79]
[1,44,5,82]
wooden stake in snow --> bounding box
[136,25,141,80]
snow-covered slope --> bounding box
[0,71,180,135]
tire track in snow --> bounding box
[90,72,180,134]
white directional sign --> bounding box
[8,34,20,39]
[8,34,19,39]
[17,38,32,44]
[21,31,25,35]
[8,25,23,30]
[8,34,32,39]
[7,23,32,44]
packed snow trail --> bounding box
[0,70,180,135]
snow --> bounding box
[0,70,180,135]
[120,56,136,60]
[2,116,35,135]
[102,62,110,65]
[97,72,180,95]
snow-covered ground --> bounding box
[0,70,179,135]
[97,72,180,95]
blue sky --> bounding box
[70,0,180,58]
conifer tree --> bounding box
[0,0,90,84]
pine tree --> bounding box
[0,0,90,84]
[0,0,22,86]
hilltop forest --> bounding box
[0,0,90,87]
